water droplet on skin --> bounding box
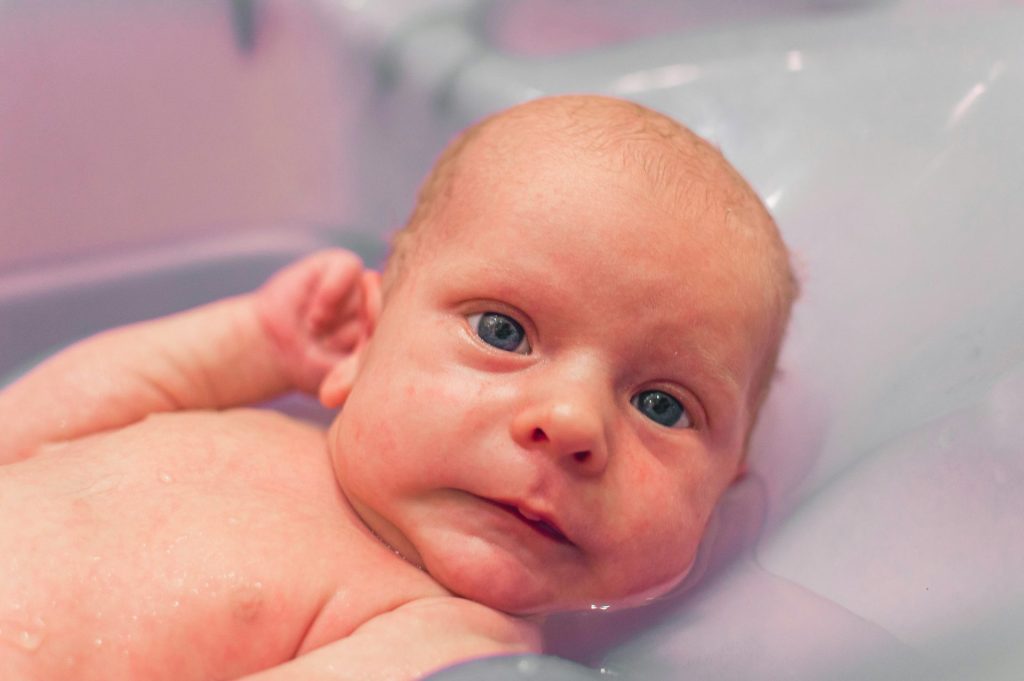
[159,472,174,484]
[17,629,43,651]
[0,623,44,652]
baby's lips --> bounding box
[492,498,573,546]
[517,506,567,541]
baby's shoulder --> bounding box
[139,407,325,448]
[94,407,331,489]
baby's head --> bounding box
[322,95,797,615]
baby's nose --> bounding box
[510,398,609,476]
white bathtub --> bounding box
[2,1,1022,679]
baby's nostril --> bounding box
[573,451,590,463]
[531,428,548,443]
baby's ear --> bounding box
[318,270,382,409]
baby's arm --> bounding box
[239,597,541,681]
[0,250,377,463]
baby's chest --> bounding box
[0,411,422,680]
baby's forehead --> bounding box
[461,110,755,222]
[408,96,790,303]
[427,118,778,297]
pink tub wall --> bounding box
[0,1,362,273]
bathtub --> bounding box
[2,1,1022,679]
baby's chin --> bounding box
[445,558,697,617]
[565,564,696,614]
[600,562,695,610]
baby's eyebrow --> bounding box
[677,341,742,402]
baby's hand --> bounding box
[255,250,378,395]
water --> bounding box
[0,615,47,652]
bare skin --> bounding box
[0,252,539,681]
[0,96,794,680]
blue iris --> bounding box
[475,312,527,353]
[633,390,687,428]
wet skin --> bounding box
[0,410,447,680]
[329,140,773,614]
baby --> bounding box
[0,95,796,680]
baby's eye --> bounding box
[467,312,531,354]
[631,390,692,429]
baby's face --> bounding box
[329,142,774,614]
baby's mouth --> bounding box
[489,500,572,545]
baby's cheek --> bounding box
[633,491,701,568]
[350,373,448,452]
[398,364,498,423]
